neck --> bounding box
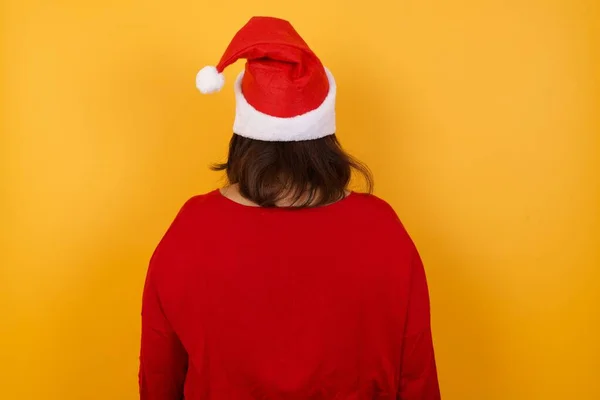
[220,184,349,208]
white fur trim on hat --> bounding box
[232,68,337,142]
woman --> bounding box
[139,16,440,400]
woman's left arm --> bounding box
[139,266,188,400]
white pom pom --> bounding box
[196,66,225,94]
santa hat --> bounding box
[196,16,336,142]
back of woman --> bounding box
[139,16,440,400]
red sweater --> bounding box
[139,190,440,399]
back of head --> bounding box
[197,17,373,207]
[212,134,372,207]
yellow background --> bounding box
[2,0,599,399]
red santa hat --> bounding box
[196,16,336,142]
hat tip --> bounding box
[196,66,225,94]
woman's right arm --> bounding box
[398,248,441,400]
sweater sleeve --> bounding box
[139,200,197,400]
[398,248,441,400]
[139,263,188,400]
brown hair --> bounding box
[212,134,373,208]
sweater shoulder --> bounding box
[148,191,221,267]
[348,192,416,242]
[171,189,224,220]
[153,190,222,245]
[180,189,222,210]
[349,192,402,222]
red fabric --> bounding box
[216,17,329,118]
[139,190,440,400]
